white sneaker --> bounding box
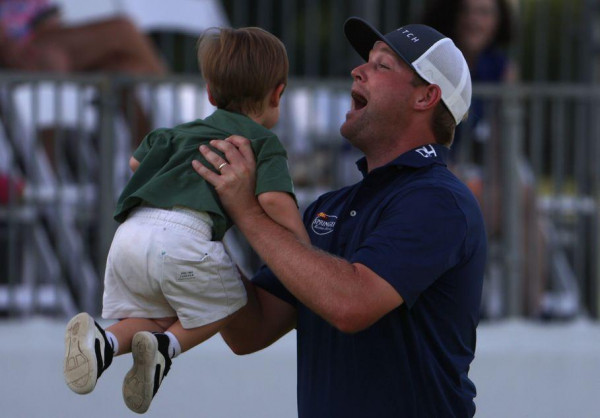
[122,332,172,414]
[63,312,113,394]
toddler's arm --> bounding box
[129,156,140,172]
[258,191,310,245]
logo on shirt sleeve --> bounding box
[311,212,338,235]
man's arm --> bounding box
[193,136,403,333]
[221,277,297,354]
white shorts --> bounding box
[102,206,247,329]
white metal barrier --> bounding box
[0,74,598,320]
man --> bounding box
[193,17,487,418]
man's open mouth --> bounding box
[351,91,368,110]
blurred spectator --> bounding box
[0,0,166,75]
[0,0,168,145]
[422,0,517,158]
[0,172,24,204]
[423,0,548,317]
[426,0,517,81]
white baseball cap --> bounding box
[344,17,472,125]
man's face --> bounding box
[340,41,418,151]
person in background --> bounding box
[193,17,487,418]
[422,0,516,82]
[0,0,166,75]
[423,0,547,317]
[0,0,167,145]
[422,0,517,158]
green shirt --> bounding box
[113,109,295,240]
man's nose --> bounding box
[351,63,366,81]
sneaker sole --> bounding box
[123,332,158,414]
[63,313,98,394]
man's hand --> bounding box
[192,135,262,222]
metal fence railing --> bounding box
[181,0,596,84]
[0,73,598,321]
[459,84,600,319]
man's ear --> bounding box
[414,84,442,112]
[207,84,217,106]
[269,83,286,108]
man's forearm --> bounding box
[221,277,296,354]
[220,277,267,354]
[232,207,368,331]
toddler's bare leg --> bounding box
[106,317,177,354]
[167,315,237,353]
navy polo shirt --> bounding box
[254,143,487,418]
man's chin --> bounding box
[340,120,353,141]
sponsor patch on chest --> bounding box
[311,212,338,235]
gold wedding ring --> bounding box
[218,162,228,171]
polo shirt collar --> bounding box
[207,108,252,125]
[356,143,449,177]
[204,108,273,137]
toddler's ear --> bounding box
[207,84,217,106]
[270,83,286,107]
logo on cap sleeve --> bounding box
[311,212,338,235]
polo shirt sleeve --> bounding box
[253,136,295,201]
[351,186,467,308]
[132,128,168,163]
[252,265,298,307]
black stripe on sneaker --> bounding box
[94,339,104,379]
[93,321,113,376]
[153,365,162,397]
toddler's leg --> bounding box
[122,316,234,413]
[122,332,172,414]
[106,317,177,355]
[167,315,236,353]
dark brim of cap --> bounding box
[344,17,412,68]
